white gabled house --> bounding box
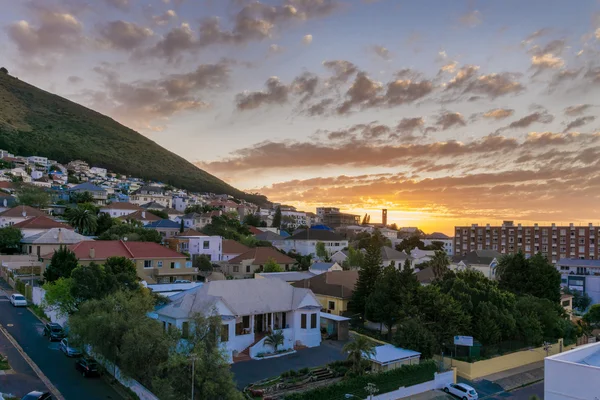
[154,279,322,363]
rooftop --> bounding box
[222,239,250,255]
[255,271,316,282]
[367,344,421,365]
[381,246,410,261]
[423,232,451,240]
[286,229,345,241]
[42,240,187,260]
[144,219,181,229]
[452,249,501,265]
[13,215,71,230]
[557,258,600,268]
[118,210,162,222]
[255,231,285,241]
[227,247,296,265]
[177,229,206,237]
[21,228,90,244]
[100,202,141,211]
[293,270,358,299]
[141,201,166,210]
[310,262,340,271]
[68,182,106,192]
[0,205,46,218]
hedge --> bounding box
[284,361,437,400]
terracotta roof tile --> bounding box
[227,247,295,265]
[118,210,162,221]
[0,205,45,218]
[222,239,250,255]
[44,240,187,260]
[13,215,71,230]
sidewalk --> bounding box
[478,361,544,391]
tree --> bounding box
[103,257,139,292]
[348,240,383,319]
[389,223,398,231]
[95,212,114,235]
[584,304,600,326]
[184,205,219,214]
[66,206,98,235]
[43,245,78,282]
[271,206,281,228]
[365,264,404,338]
[344,246,364,270]
[395,234,424,253]
[315,241,328,259]
[563,288,592,312]
[193,255,213,272]
[97,222,162,242]
[263,258,284,273]
[15,184,50,208]
[243,213,261,227]
[147,209,169,219]
[0,226,23,253]
[0,67,8,74]
[393,318,438,359]
[496,252,561,303]
[430,250,450,280]
[343,335,376,375]
[43,278,78,316]
[72,191,95,204]
[264,330,285,352]
[179,218,184,233]
[424,241,444,251]
[70,262,107,303]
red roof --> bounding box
[46,240,187,260]
[178,229,206,237]
[228,247,295,265]
[222,239,250,255]
[102,202,141,211]
[248,226,263,235]
[0,205,45,218]
[13,215,71,230]
[0,182,14,189]
[118,210,162,221]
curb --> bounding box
[0,324,65,400]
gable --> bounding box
[296,291,321,309]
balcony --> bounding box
[153,267,198,277]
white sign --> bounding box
[454,336,473,347]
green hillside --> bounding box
[0,69,265,204]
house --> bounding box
[422,232,454,255]
[276,229,349,256]
[89,167,107,177]
[13,215,72,238]
[222,247,296,278]
[451,250,501,279]
[254,231,286,247]
[293,270,358,316]
[330,250,349,265]
[118,210,162,225]
[222,240,251,261]
[545,341,600,399]
[177,211,220,230]
[166,232,223,262]
[415,266,435,285]
[367,345,421,372]
[68,182,108,205]
[40,240,193,284]
[380,246,411,267]
[561,293,574,320]
[99,202,141,218]
[0,194,17,213]
[27,156,48,167]
[557,259,600,305]
[0,205,46,227]
[129,186,170,208]
[378,228,399,241]
[309,262,343,275]
[21,228,89,257]
[255,271,316,283]
[154,278,322,363]
[410,248,437,266]
[164,208,183,221]
[144,219,181,239]
[141,201,166,211]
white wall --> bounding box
[292,310,321,348]
[100,208,138,218]
[93,354,159,400]
[249,328,294,358]
[277,240,349,257]
[371,370,454,400]
[545,343,600,400]
[186,236,222,262]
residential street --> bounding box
[0,292,122,400]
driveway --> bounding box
[230,340,346,389]
[0,291,122,400]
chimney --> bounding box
[57,228,63,244]
[89,247,95,259]
[142,211,146,219]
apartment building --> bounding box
[316,207,360,228]
[454,221,600,263]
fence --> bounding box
[92,353,159,400]
[371,369,455,400]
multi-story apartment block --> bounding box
[454,221,600,263]
[316,207,360,228]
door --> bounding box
[254,314,263,333]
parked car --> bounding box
[21,391,52,400]
[444,383,478,400]
[9,293,27,307]
[75,357,100,377]
[59,338,82,357]
[43,323,66,341]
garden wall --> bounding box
[94,355,159,400]
[250,328,294,359]
[371,369,455,400]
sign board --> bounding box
[454,336,474,347]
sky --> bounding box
[3,0,600,234]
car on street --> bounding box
[444,383,478,400]
[10,293,28,307]
[21,391,52,400]
[43,322,66,341]
[59,338,82,357]
[75,357,100,377]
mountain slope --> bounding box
[0,70,265,204]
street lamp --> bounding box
[190,354,198,400]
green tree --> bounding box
[315,241,328,259]
[43,245,78,282]
[201,215,250,241]
[496,252,561,303]
[103,256,139,291]
[474,301,502,345]
[179,218,184,233]
[366,264,405,338]
[584,304,600,326]
[272,206,281,228]
[95,212,114,235]
[424,241,444,251]
[344,246,364,270]
[264,330,285,352]
[184,205,219,214]
[97,222,162,242]
[0,226,23,253]
[66,206,98,235]
[193,255,213,272]
[395,234,424,253]
[70,262,107,303]
[15,184,50,208]
[393,318,438,359]
[42,277,78,316]
[243,213,261,227]
[343,335,376,375]
[263,258,284,273]
[147,209,168,219]
[72,191,95,204]
[431,250,450,280]
[348,240,383,319]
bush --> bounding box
[299,367,309,375]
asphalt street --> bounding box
[457,377,544,399]
[0,293,122,400]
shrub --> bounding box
[299,367,309,375]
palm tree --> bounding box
[264,330,285,353]
[431,250,450,280]
[67,207,98,235]
[343,335,376,375]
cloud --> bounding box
[302,34,313,44]
[67,75,83,84]
[304,99,334,116]
[564,104,592,117]
[396,117,425,133]
[435,111,466,130]
[153,9,177,26]
[459,10,482,27]
[97,21,154,50]
[439,61,458,74]
[445,66,524,99]
[522,28,551,45]
[371,45,391,60]
[564,116,596,132]
[236,77,289,110]
[483,108,514,120]
[548,68,582,90]
[384,79,433,105]
[336,72,383,114]
[323,60,358,83]
[148,22,197,61]
[105,0,130,11]
[531,53,564,75]
[503,111,554,130]
[268,44,285,54]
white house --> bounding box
[309,262,343,275]
[0,206,45,227]
[276,229,348,257]
[450,250,501,279]
[89,167,107,177]
[557,259,600,305]
[27,156,48,167]
[154,279,322,363]
[180,233,223,262]
[281,209,308,229]
[422,232,454,256]
[545,341,600,400]
[410,248,437,266]
[31,170,43,180]
[99,202,141,218]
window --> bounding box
[203,241,210,249]
[182,322,189,339]
[301,314,307,329]
[580,229,586,236]
[185,261,192,268]
[170,262,175,269]
[144,260,153,268]
[562,300,571,307]
[311,313,317,329]
[560,229,566,235]
[246,265,251,273]
[233,266,239,273]
[328,301,335,310]
[28,246,32,254]
[157,261,163,268]
[221,324,229,342]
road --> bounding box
[458,377,544,399]
[0,293,122,400]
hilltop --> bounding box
[0,69,266,204]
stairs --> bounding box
[232,332,267,363]
[311,367,334,381]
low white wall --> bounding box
[371,370,454,400]
[94,354,159,400]
[32,286,67,326]
[249,329,294,359]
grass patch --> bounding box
[28,304,49,321]
[0,354,11,370]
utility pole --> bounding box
[190,354,197,400]
[543,341,552,357]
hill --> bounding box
[0,69,266,204]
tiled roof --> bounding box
[292,271,358,299]
[177,229,206,237]
[21,228,89,244]
[68,182,106,192]
[227,247,295,265]
[118,210,162,222]
[101,202,141,211]
[286,229,345,241]
[222,239,250,255]
[144,219,181,229]
[423,232,451,240]
[451,249,500,265]
[13,215,71,230]
[255,231,285,241]
[43,240,187,260]
[0,205,46,218]
[248,226,263,235]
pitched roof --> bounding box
[310,262,339,272]
[451,249,500,265]
[415,266,435,284]
[13,215,71,230]
[21,228,89,244]
[68,182,105,192]
[256,271,317,282]
[368,344,420,364]
[43,240,187,260]
[255,231,285,241]
[227,247,295,265]
[101,202,141,211]
[141,201,166,210]
[222,239,250,255]
[292,270,358,299]
[557,258,600,268]
[164,208,183,215]
[381,246,410,261]
[177,229,206,237]
[286,229,345,241]
[423,232,451,240]
[248,226,263,235]
[0,205,45,218]
[144,219,181,229]
[118,210,162,222]
[157,278,319,319]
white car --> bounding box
[9,294,27,307]
[444,383,478,400]
[59,338,82,357]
